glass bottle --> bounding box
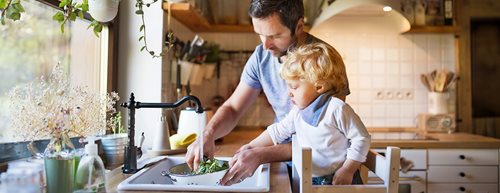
[74,136,106,193]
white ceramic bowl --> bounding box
[162,162,229,186]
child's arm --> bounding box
[248,130,274,147]
[238,106,299,153]
[332,103,371,185]
[235,130,274,153]
[337,104,371,164]
[332,159,362,185]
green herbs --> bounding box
[193,158,229,175]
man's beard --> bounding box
[285,34,300,55]
[271,34,299,58]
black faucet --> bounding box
[120,93,203,174]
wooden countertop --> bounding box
[106,128,500,192]
[371,132,500,149]
[106,130,291,193]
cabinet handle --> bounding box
[459,186,466,192]
[459,154,466,160]
[459,172,466,177]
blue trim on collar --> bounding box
[299,91,336,126]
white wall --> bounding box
[118,0,164,149]
[310,16,456,127]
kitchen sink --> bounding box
[117,156,270,192]
[370,132,438,141]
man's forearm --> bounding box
[204,105,240,140]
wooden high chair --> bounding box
[291,135,400,193]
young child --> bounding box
[244,43,371,185]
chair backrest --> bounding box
[291,135,400,193]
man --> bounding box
[185,0,350,186]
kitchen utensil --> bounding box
[188,35,205,61]
[189,64,204,86]
[117,157,271,192]
[444,73,458,91]
[180,40,191,60]
[435,69,448,92]
[180,61,194,86]
[152,117,171,152]
[161,161,229,186]
[426,73,435,92]
[420,74,431,91]
[137,132,145,159]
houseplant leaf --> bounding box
[0,0,8,9]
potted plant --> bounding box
[88,0,120,23]
[100,111,128,169]
[8,63,119,192]
[0,0,123,36]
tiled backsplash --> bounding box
[313,31,456,127]
[171,20,457,128]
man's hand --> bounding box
[220,145,262,186]
[185,134,215,171]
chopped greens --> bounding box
[193,158,229,175]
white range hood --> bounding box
[311,0,411,33]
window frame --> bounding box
[0,0,119,168]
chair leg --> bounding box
[360,166,369,184]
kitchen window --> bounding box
[0,0,111,147]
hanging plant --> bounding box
[1,0,105,37]
[52,0,104,37]
[0,0,24,25]
[1,0,174,58]
[135,0,174,58]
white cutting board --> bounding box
[117,156,270,192]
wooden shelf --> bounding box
[162,2,254,33]
[404,25,460,35]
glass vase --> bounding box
[44,131,75,193]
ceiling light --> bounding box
[383,6,392,12]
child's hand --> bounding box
[331,166,355,185]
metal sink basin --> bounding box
[117,156,270,192]
[370,132,438,141]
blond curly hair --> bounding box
[280,43,347,94]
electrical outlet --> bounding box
[375,90,414,100]
[395,91,404,99]
[404,90,414,100]
[375,91,384,99]
[385,91,394,99]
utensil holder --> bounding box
[428,92,448,114]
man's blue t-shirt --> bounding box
[240,35,350,122]
[241,45,291,122]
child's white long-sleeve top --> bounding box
[266,95,371,177]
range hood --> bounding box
[311,0,411,33]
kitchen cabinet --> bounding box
[370,131,500,193]
[162,2,253,33]
[369,149,427,193]
[427,149,499,193]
